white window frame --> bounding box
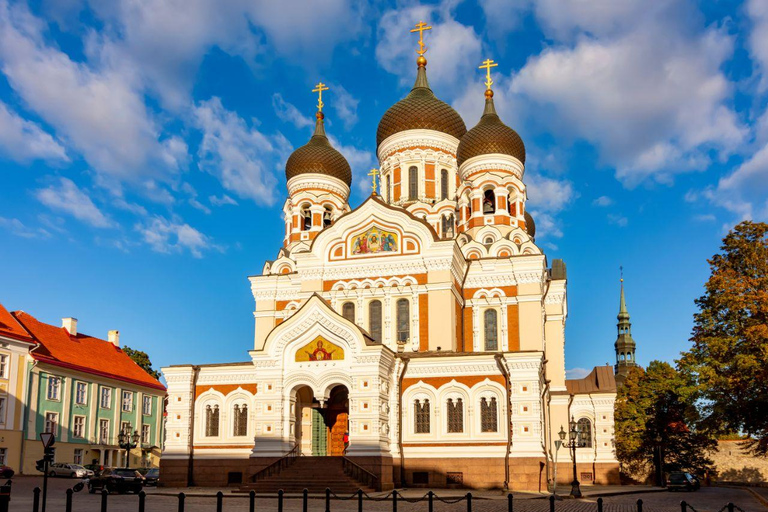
[73,415,86,438]
[0,354,7,379]
[0,448,6,465]
[122,391,133,412]
[45,412,59,434]
[121,421,131,437]
[99,419,109,444]
[142,396,152,416]
[47,376,61,401]
[100,387,112,409]
[75,382,87,405]
[73,448,83,465]
[141,424,150,444]
[0,396,6,425]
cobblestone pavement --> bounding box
[6,477,766,512]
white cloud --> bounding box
[593,196,613,207]
[330,83,359,129]
[693,214,716,222]
[272,93,314,130]
[607,213,629,227]
[181,182,211,214]
[134,215,218,258]
[526,175,574,213]
[747,0,768,91]
[707,143,768,220]
[327,134,375,196]
[209,194,238,207]
[34,177,114,228]
[0,216,51,239]
[0,101,67,163]
[194,97,287,206]
[566,367,592,380]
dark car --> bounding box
[88,468,145,494]
[138,468,159,486]
[667,472,701,491]
[0,466,14,479]
[84,464,107,476]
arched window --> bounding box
[323,206,333,228]
[446,213,455,238]
[577,418,592,447]
[205,404,219,437]
[408,166,418,200]
[484,309,498,351]
[301,204,312,231]
[386,175,391,203]
[342,302,355,323]
[447,398,464,433]
[440,169,449,200]
[369,300,382,342]
[484,236,494,245]
[507,189,515,216]
[233,404,248,437]
[414,399,430,434]
[396,299,410,343]
[481,397,498,432]
[483,189,496,214]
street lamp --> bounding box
[117,427,140,468]
[654,434,664,487]
[567,417,582,498]
[552,426,566,498]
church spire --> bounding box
[614,267,637,386]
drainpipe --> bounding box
[187,365,200,487]
[397,356,410,487]
[541,373,551,490]
[494,354,511,490]
[20,342,42,474]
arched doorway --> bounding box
[292,384,349,456]
[326,385,349,456]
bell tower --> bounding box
[614,269,637,386]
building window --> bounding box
[47,376,60,401]
[368,300,382,342]
[342,302,355,323]
[577,418,593,448]
[301,204,312,231]
[323,206,333,228]
[0,448,6,466]
[121,421,132,437]
[73,416,85,438]
[484,309,498,351]
[447,398,464,433]
[205,405,220,437]
[441,214,455,239]
[122,391,133,412]
[386,175,391,202]
[100,387,112,409]
[143,396,152,415]
[73,448,83,465]
[408,166,418,200]
[233,404,248,437]
[480,397,498,432]
[45,412,58,434]
[142,424,151,444]
[440,169,449,200]
[99,419,109,444]
[414,399,430,434]
[483,189,496,214]
[75,382,87,405]
[396,299,410,343]
[0,397,5,425]
[0,354,7,378]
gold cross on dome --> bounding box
[479,58,498,90]
[411,21,432,56]
[312,82,329,112]
[368,168,380,193]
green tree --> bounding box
[123,346,161,380]
[679,221,768,455]
[615,361,715,478]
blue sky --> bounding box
[1,0,767,379]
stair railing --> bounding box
[251,443,300,482]
[341,457,379,489]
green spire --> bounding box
[614,269,637,386]
[412,63,431,91]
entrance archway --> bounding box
[292,384,349,456]
[326,385,349,456]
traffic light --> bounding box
[35,459,44,472]
[43,447,54,463]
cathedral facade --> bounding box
[161,33,619,491]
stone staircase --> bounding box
[239,456,376,494]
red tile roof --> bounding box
[12,310,165,392]
[0,303,34,343]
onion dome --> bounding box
[286,112,352,186]
[524,211,535,239]
[377,60,466,147]
[456,91,525,166]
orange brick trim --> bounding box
[402,374,505,391]
[507,304,520,352]
[195,384,258,398]
[463,307,473,352]
[419,296,429,352]
[383,146,456,160]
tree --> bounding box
[615,361,715,479]
[123,346,162,380]
[679,221,768,455]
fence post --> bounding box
[393,490,398,512]
[428,491,434,512]
[217,491,223,512]
[466,492,472,512]
[680,501,687,512]
[303,489,308,512]
[550,495,555,512]
[65,489,73,512]
[637,499,643,512]
[508,493,513,512]
[358,489,363,512]
[325,488,331,512]
[249,490,255,512]
[728,504,734,512]
[597,497,603,512]
[101,489,108,512]
[138,491,146,512]
[0,481,9,512]
[32,487,40,512]
[177,492,185,512]
[278,489,284,512]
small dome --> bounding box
[457,97,525,166]
[377,64,466,147]
[286,114,352,186]
[524,211,535,239]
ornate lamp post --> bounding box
[654,434,664,487]
[552,426,566,498]
[117,427,140,468]
[567,417,582,498]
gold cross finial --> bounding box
[312,82,329,112]
[479,58,498,90]
[411,21,432,56]
[620,265,624,283]
[368,168,380,194]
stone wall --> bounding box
[710,440,768,485]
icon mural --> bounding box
[351,226,398,255]
[295,336,344,362]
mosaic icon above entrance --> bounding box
[295,336,344,362]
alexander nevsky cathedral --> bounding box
[161,24,624,492]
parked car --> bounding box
[667,472,701,491]
[0,466,14,479]
[48,463,88,478]
[140,468,159,486]
[84,464,106,476]
[88,468,145,494]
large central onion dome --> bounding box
[377,61,466,147]
[457,92,525,166]
[286,112,352,186]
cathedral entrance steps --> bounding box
[239,456,375,494]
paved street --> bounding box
[6,476,766,512]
